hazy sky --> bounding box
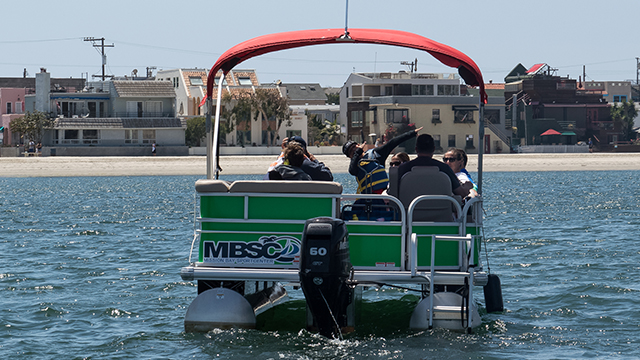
[2,0,639,87]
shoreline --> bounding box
[1,153,640,177]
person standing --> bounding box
[151,143,157,156]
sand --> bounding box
[1,153,640,178]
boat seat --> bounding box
[396,166,457,222]
[229,180,343,194]
[195,179,231,193]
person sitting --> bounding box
[389,152,410,167]
[397,134,469,198]
[343,127,422,194]
[267,136,333,181]
[268,142,312,180]
[443,148,478,198]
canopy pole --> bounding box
[212,78,224,179]
[344,0,349,35]
[477,98,484,195]
[205,97,212,179]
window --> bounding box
[125,129,139,144]
[83,130,99,144]
[432,109,441,123]
[385,86,392,96]
[437,85,458,95]
[411,85,433,95]
[351,111,363,127]
[126,101,143,117]
[238,77,252,86]
[6,102,11,114]
[88,102,96,118]
[454,110,474,123]
[465,134,475,149]
[412,85,426,95]
[613,95,627,102]
[236,130,251,146]
[214,77,227,85]
[433,135,442,150]
[15,101,23,113]
[386,109,408,124]
[145,101,163,117]
[142,130,156,144]
[64,130,79,144]
[448,134,456,148]
[189,76,204,86]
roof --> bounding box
[112,80,175,97]
[281,83,326,101]
[0,77,86,93]
[205,28,486,103]
[55,117,183,129]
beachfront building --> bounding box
[340,71,508,154]
[156,68,208,117]
[23,68,187,156]
[0,69,85,149]
[504,63,618,150]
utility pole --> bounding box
[636,57,639,85]
[400,58,418,73]
[84,37,114,81]
[146,66,157,79]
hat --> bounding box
[342,140,357,157]
[288,136,307,150]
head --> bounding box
[342,140,357,158]
[443,148,466,173]
[389,152,410,167]
[287,136,307,151]
[414,134,435,156]
[284,142,306,167]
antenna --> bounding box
[400,58,418,73]
[84,37,114,81]
[338,0,352,41]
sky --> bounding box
[2,0,639,88]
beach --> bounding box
[1,153,640,177]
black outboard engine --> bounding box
[299,217,352,338]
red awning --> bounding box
[540,129,561,136]
[204,28,486,103]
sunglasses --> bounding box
[443,157,460,162]
[390,161,401,166]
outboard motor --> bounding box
[299,217,352,338]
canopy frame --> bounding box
[204,28,487,193]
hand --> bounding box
[414,126,423,133]
[281,137,289,149]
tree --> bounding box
[185,116,206,147]
[325,92,340,105]
[611,100,638,141]
[9,111,55,143]
[250,88,290,146]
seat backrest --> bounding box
[398,166,454,222]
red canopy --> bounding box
[205,28,486,103]
[540,129,561,136]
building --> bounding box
[21,69,186,156]
[340,71,508,154]
[0,87,26,146]
[156,68,208,117]
[504,63,616,147]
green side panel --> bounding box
[248,197,333,220]
[348,235,402,267]
[200,196,244,219]
[346,223,402,235]
[201,221,304,234]
[198,232,302,264]
[416,238,460,267]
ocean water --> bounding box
[1,171,639,359]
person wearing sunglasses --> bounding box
[389,152,410,167]
[443,148,477,197]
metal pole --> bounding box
[344,0,349,35]
[213,79,224,179]
[205,97,212,179]
[477,98,484,195]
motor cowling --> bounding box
[299,217,352,338]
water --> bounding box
[1,171,639,359]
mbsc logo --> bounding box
[203,235,301,265]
